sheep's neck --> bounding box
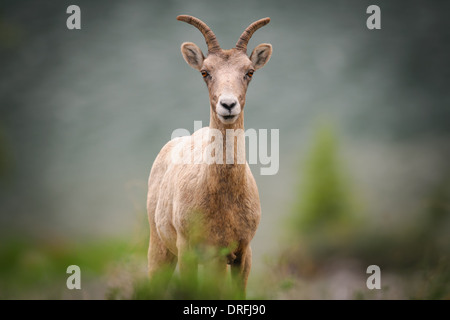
[208,111,247,188]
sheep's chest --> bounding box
[176,162,261,258]
[196,190,260,253]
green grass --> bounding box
[0,237,262,300]
[0,237,137,299]
[0,232,448,299]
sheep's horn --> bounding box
[177,15,221,53]
[235,17,271,52]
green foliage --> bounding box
[276,119,450,299]
[130,265,242,300]
[292,120,356,234]
[0,237,133,299]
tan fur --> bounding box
[147,16,271,298]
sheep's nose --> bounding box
[220,98,237,111]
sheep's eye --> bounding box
[246,70,254,78]
[201,70,209,78]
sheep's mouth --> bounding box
[217,114,238,124]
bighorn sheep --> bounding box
[147,15,272,297]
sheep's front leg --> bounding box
[177,238,199,292]
[148,224,177,288]
[230,245,252,299]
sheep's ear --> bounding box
[250,43,272,70]
[181,42,205,70]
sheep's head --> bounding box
[177,15,272,125]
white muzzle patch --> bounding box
[216,94,241,124]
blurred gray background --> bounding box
[1,0,449,268]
